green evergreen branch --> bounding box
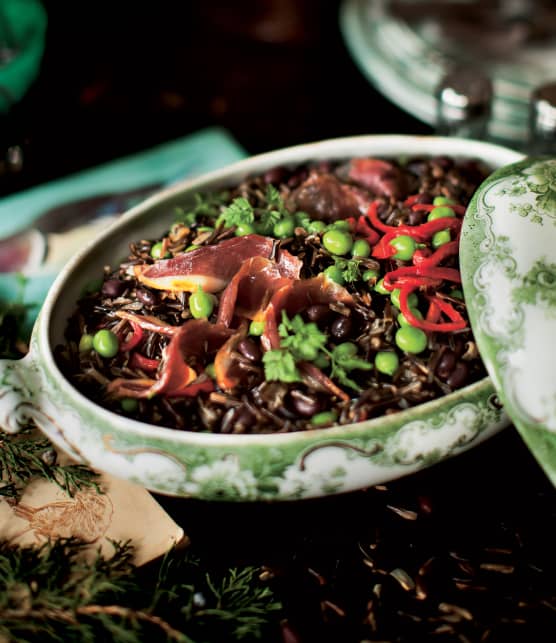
[0,539,281,642]
[0,429,100,500]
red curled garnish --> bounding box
[398,289,466,332]
[411,203,466,215]
[383,264,461,291]
[129,352,160,372]
[403,194,422,206]
[119,322,144,352]
[347,214,380,245]
[412,240,458,267]
[367,200,462,243]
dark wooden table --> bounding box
[2,3,555,641]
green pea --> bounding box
[395,326,428,354]
[93,329,119,358]
[397,309,424,326]
[311,410,338,426]
[189,286,214,319]
[450,288,464,300]
[273,217,295,239]
[391,289,418,310]
[375,351,399,376]
[249,320,266,336]
[433,195,456,206]
[374,278,390,295]
[322,229,353,256]
[150,242,170,259]
[432,229,451,249]
[205,362,216,379]
[323,265,345,285]
[427,206,456,221]
[390,235,416,261]
[351,239,371,258]
[120,398,138,413]
[235,222,255,236]
[307,220,327,234]
[330,219,351,231]
[362,269,379,283]
[79,333,94,353]
[332,342,358,360]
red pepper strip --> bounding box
[367,201,462,241]
[412,240,458,267]
[403,194,422,206]
[129,352,160,372]
[425,297,442,324]
[371,231,398,259]
[411,203,466,215]
[411,248,432,264]
[355,215,380,245]
[366,201,393,233]
[383,265,461,291]
[399,289,466,332]
[119,322,144,352]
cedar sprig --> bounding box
[0,538,281,642]
[0,428,100,500]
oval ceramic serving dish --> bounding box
[0,136,524,501]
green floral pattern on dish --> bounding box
[461,157,556,487]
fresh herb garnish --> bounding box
[174,191,229,226]
[219,197,255,228]
[333,257,363,284]
[262,349,301,383]
[278,311,327,362]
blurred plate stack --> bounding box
[340,0,556,147]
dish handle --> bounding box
[0,353,40,434]
[0,352,85,462]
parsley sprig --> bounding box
[332,256,363,283]
[174,191,230,226]
[263,312,372,392]
[219,197,255,228]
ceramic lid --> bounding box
[460,156,556,486]
[340,0,556,146]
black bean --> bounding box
[446,361,469,388]
[289,390,323,417]
[101,279,126,298]
[237,338,262,362]
[407,210,426,226]
[231,406,255,433]
[136,288,158,307]
[306,304,331,323]
[331,315,352,340]
[436,349,457,380]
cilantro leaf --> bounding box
[262,349,301,383]
[278,312,327,362]
[220,197,255,228]
[175,191,229,225]
[265,184,289,216]
[333,257,362,283]
[330,362,362,392]
[258,208,281,235]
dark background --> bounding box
[1,0,428,195]
[2,2,555,641]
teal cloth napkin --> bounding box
[0,0,47,113]
[0,127,246,323]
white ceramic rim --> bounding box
[37,135,524,448]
